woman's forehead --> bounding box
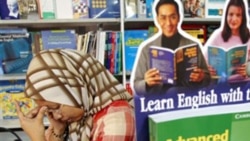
[35,99,59,107]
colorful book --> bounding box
[0,28,27,34]
[182,24,207,44]
[16,0,29,19]
[206,24,219,40]
[0,31,33,74]
[0,79,35,120]
[27,0,39,20]
[88,0,120,18]
[148,26,158,37]
[124,30,149,74]
[182,0,205,18]
[137,0,146,18]
[0,0,20,19]
[72,0,89,19]
[41,29,77,50]
[208,44,248,82]
[146,0,154,18]
[148,103,250,141]
[149,43,199,85]
[37,0,56,19]
[125,0,137,18]
[205,0,225,18]
[114,31,122,74]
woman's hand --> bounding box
[208,66,217,77]
[15,101,47,141]
[45,112,67,141]
[235,64,247,78]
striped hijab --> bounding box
[24,49,133,141]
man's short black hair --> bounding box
[155,0,180,16]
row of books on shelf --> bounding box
[134,0,226,19]
[0,27,125,76]
[0,23,220,76]
[0,0,121,20]
[37,0,121,19]
[0,0,229,20]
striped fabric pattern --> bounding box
[24,49,134,141]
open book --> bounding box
[149,43,199,85]
[207,44,248,82]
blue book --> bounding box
[146,0,154,18]
[0,28,27,34]
[208,44,248,83]
[149,43,199,85]
[0,58,4,75]
[0,33,32,74]
[88,0,120,18]
[124,30,148,74]
[41,30,77,50]
[114,32,122,74]
[206,0,225,18]
[0,0,20,19]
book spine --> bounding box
[137,0,146,18]
[38,0,56,19]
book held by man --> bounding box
[149,43,199,85]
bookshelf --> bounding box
[0,74,26,80]
[0,18,121,27]
[0,0,222,131]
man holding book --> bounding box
[130,0,211,95]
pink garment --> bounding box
[209,30,250,49]
[91,100,135,141]
[204,29,250,60]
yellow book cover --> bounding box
[0,79,34,120]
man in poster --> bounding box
[131,0,210,96]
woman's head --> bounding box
[24,49,133,140]
[24,49,88,108]
[222,0,250,43]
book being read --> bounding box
[149,43,199,85]
[207,44,248,82]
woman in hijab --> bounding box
[15,49,135,141]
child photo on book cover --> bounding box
[203,0,250,84]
